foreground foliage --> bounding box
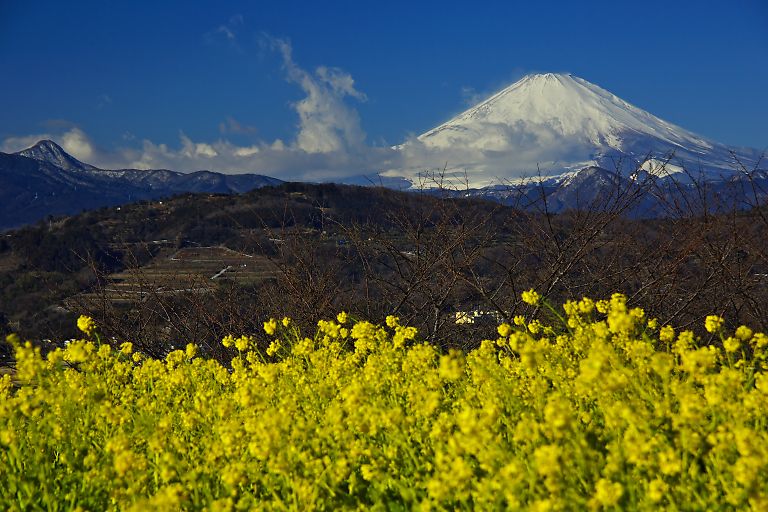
[2,294,768,510]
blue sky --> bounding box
[1,0,766,179]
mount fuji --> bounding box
[396,72,764,188]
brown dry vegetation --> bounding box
[1,165,767,362]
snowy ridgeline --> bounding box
[395,73,763,188]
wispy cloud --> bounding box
[205,14,245,51]
[96,94,113,109]
[1,42,579,187]
[218,116,258,137]
[1,39,398,182]
[271,37,367,153]
[112,37,383,180]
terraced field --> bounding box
[79,246,279,305]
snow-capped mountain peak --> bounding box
[16,139,97,172]
[425,72,707,148]
[406,72,763,187]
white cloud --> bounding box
[0,40,387,181]
[60,127,95,161]
[233,145,260,157]
[1,133,53,153]
[273,38,367,153]
[1,43,567,188]
[1,123,579,188]
[1,127,95,162]
[99,38,387,180]
[179,134,218,158]
[111,134,402,181]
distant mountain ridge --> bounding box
[3,138,767,229]
[3,72,767,228]
[434,164,768,218]
[17,140,284,194]
[0,140,283,230]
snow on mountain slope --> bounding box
[14,140,282,192]
[1,141,285,227]
[17,139,98,172]
[399,73,764,187]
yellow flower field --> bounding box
[2,293,768,510]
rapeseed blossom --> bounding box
[735,325,753,341]
[705,315,724,333]
[2,293,768,510]
[266,339,281,356]
[723,336,740,353]
[593,479,624,507]
[521,288,541,305]
[660,324,675,343]
[76,315,96,336]
[263,318,278,336]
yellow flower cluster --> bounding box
[521,288,541,305]
[705,315,725,333]
[2,295,768,510]
[76,315,96,337]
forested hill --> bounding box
[1,181,767,361]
